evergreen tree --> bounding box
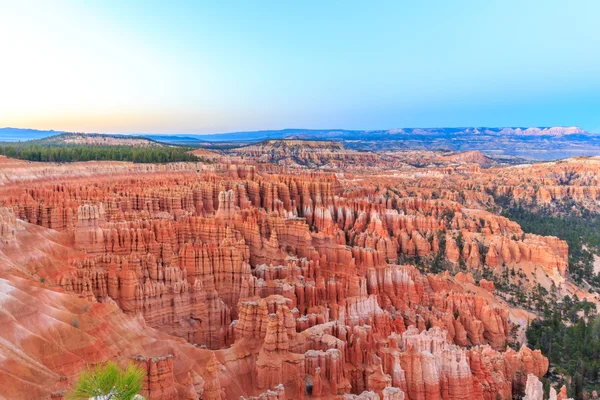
[68,361,145,400]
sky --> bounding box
[1,0,599,134]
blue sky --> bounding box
[1,0,599,133]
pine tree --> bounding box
[68,361,145,400]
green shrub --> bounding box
[68,361,145,400]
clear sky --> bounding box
[1,0,599,134]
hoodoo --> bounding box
[3,147,595,399]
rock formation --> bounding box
[1,151,593,399]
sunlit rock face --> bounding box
[3,148,595,399]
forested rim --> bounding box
[495,195,600,399]
[0,143,210,163]
[494,195,600,288]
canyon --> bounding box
[0,141,598,399]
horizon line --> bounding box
[0,125,593,137]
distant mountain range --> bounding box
[1,126,591,141]
[0,127,64,141]
[2,126,600,161]
[144,126,591,143]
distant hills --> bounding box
[2,126,591,142]
[144,126,590,143]
[34,132,164,147]
[0,132,200,163]
[2,126,600,161]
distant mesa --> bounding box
[496,126,586,136]
[376,126,588,136]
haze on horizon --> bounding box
[1,0,599,135]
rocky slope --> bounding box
[437,150,494,168]
[0,153,596,399]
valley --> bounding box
[0,137,599,399]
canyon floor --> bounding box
[0,143,598,400]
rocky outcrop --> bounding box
[133,355,179,400]
[523,374,543,400]
[0,207,18,242]
[203,353,226,400]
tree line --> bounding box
[0,143,206,163]
[527,295,600,399]
[492,196,600,398]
